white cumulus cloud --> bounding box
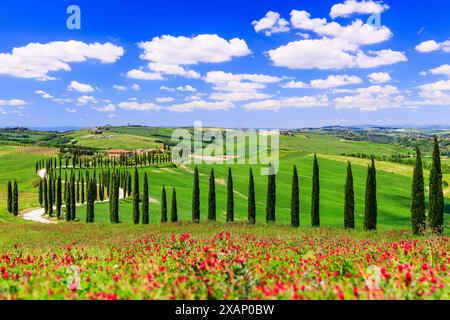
[93,104,116,112]
[68,81,95,93]
[268,10,406,70]
[0,40,123,81]
[0,99,27,106]
[367,72,391,83]
[252,11,290,36]
[118,101,161,111]
[138,34,251,66]
[330,0,389,19]
[415,40,450,53]
[429,64,450,77]
[126,69,165,81]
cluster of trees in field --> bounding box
[59,145,98,156]
[5,138,446,235]
[342,152,450,174]
[0,135,69,148]
[37,168,134,222]
[35,151,173,172]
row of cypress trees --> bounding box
[187,154,378,230]
[35,151,172,172]
[6,180,19,216]
[131,168,179,224]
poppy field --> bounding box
[0,223,448,300]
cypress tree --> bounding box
[52,177,56,207]
[192,166,200,223]
[142,172,149,224]
[248,168,256,224]
[88,179,95,223]
[12,180,18,216]
[133,168,140,224]
[127,173,132,197]
[109,172,117,223]
[266,164,276,224]
[56,175,62,219]
[71,174,76,221]
[311,155,320,227]
[227,168,234,223]
[411,147,426,235]
[291,165,300,227]
[43,178,48,214]
[81,178,85,204]
[115,172,120,221]
[65,180,71,221]
[364,158,377,231]
[161,186,167,223]
[76,179,80,203]
[48,175,53,217]
[344,162,355,229]
[123,172,127,199]
[38,179,43,208]
[7,181,13,213]
[429,137,444,234]
[171,188,178,223]
[208,169,216,221]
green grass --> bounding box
[0,146,58,222]
[61,128,164,150]
[1,129,449,234]
[59,153,449,233]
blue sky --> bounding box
[0,0,449,128]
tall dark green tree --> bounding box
[311,155,320,227]
[142,172,149,224]
[208,169,216,221]
[71,174,76,221]
[247,168,256,224]
[266,164,276,224]
[171,188,178,223]
[127,173,132,197]
[133,168,140,224]
[161,186,167,223]
[344,162,355,229]
[86,179,95,223]
[56,175,62,219]
[291,165,300,228]
[109,172,119,224]
[12,180,18,216]
[192,167,200,223]
[227,168,234,223]
[76,179,80,203]
[48,175,53,217]
[43,178,48,214]
[411,147,426,235]
[364,158,377,231]
[65,179,71,221]
[38,179,43,208]
[429,137,444,234]
[7,181,13,213]
[81,178,85,204]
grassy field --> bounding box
[0,130,449,230]
[61,128,164,150]
[0,128,449,300]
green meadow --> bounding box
[1,129,448,233]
